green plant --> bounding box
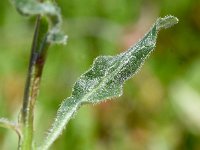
[0,0,178,149]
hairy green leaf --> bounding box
[11,0,67,44]
[39,15,178,150]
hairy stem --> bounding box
[20,15,50,150]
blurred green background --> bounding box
[0,0,200,149]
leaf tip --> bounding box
[47,33,68,44]
[156,15,179,30]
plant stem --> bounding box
[20,15,50,150]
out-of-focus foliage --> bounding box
[0,0,199,150]
[12,0,67,44]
